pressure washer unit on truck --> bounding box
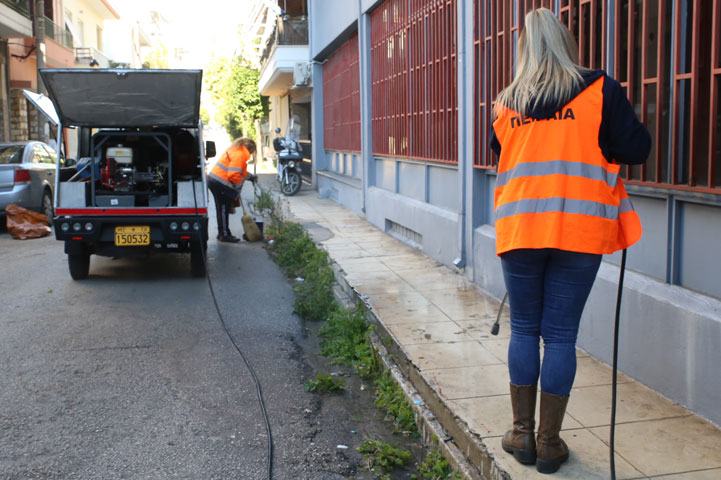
[26,68,217,279]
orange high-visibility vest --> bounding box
[208,145,251,188]
[492,77,642,256]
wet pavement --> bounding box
[281,187,721,480]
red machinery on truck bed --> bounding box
[31,69,216,279]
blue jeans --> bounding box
[500,248,602,396]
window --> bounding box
[371,0,458,163]
[323,33,361,152]
[77,19,85,46]
[32,144,54,164]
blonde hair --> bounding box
[496,8,584,115]
[231,137,256,154]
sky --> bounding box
[108,0,254,66]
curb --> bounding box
[328,261,513,480]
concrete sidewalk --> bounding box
[281,189,721,480]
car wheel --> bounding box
[190,241,207,277]
[281,171,302,196]
[42,190,54,225]
[68,253,90,280]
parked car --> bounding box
[0,141,71,225]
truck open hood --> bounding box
[39,69,202,128]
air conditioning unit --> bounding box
[293,62,310,86]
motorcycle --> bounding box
[272,117,303,196]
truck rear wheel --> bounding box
[190,241,207,277]
[68,253,90,280]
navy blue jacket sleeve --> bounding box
[600,75,651,165]
[490,126,502,156]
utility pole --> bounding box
[34,0,47,142]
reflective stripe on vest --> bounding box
[208,171,236,189]
[492,76,642,255]
[495,159,619,189]
[496,197,619,221]
[209,146,249,187]
[212,161,245,174]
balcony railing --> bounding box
[260,15,308,65]
[43,16,73,49]
[75,47,111,67]
[0,0,31,17]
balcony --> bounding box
[0,0,30,15]
[75,47,111,68]
[260,15,308,65]
[258,15,309,97]
[0,0,33,38]
[43,16,73,50]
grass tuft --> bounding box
[375,370,418,436]
[413,448,462,479]
[319,305,379,379]
[303,372,345,393]
[358,439,412,478]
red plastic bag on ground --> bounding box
[5,204,52,240]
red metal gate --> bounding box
[473,0,721,194]
[323,33,361,152]
[371,0,458,163]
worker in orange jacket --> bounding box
[490,9,650,474]
[207,137,258,243]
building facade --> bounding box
[63,0,119,68]
[308,0,721,427]
[251,0,312,167]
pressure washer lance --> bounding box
[490,292,508,336]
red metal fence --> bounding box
[371,0,458,163]
[474,0,721,194]
[323,33,361,152]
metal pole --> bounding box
[34,0,47,142]
[0,41,10,142]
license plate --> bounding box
[114,226,150,246]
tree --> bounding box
[205,56,268,141]
[142,43,168,69]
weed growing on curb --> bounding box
[319,305,379,379]
[292,250,338,322]
[262,187,442,476]
[252,187,284,226]
[358,439,412,479]
[304,372,345,393]
[375,370,418,436]
[413,448,462,479]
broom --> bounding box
[239,194,263,242]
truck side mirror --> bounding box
[205,141,216,158]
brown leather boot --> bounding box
[501,384,537,464]
[536,391,570,474]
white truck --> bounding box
[29,68,216,279]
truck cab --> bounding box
[33,68,214,279]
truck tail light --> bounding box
[14,168,31,184]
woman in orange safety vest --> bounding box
[207,137,258,243]
[491,9,650,474]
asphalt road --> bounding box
[0,185,408,479]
